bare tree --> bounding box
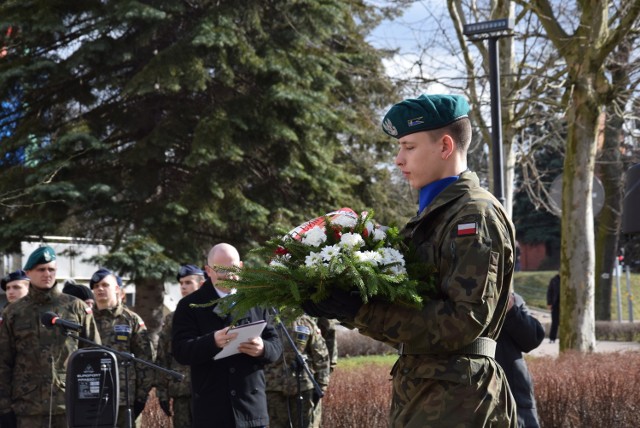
[514,0,640,352]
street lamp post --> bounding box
[463,18,514,206]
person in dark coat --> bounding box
[172,243,282,428]
[546,273,560,342]
[496,292,545,428]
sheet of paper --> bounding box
[214,320,267,360]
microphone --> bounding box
[41,311,82,332]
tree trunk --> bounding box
[559,75,600,353]
[594,41,630,321]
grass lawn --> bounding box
[514,270,640,321]
[336,354,396,369]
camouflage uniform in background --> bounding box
[311,317,338,428]
[0,285,101,427]
[93,301,155,428]
[265,315,330,428]
[155,311,192,428]
[351,171,517,427]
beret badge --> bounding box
[382,118,398,136]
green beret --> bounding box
[381,94,470,138]
[23,246,57,270]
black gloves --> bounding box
[159,400,172,417]
[302,288,363,321]
[133,400,147,419]
[312,390,322,406]
[0,411,17,428]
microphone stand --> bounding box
[61,329,184,428]
[270,309,323,428]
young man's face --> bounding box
[5,280,29,303]
[395,130,447,189]
[26,261,57,290]
[92,275,120,309]
[179,275,204,297]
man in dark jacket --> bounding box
[172,243,282,428]
[496,292,545,428]
[546,273,560,342]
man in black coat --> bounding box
[496,292,545,428]
[172,243,283,428]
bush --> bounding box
[320,352,640,427]
[529,352,640,427]
[336,326,396,357]
[322,362,391,427]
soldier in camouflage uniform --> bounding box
[0,246,101,428]
[155,264,205,427]
[303,94,517,427]
[1,270,30,305]
[310,317,337,428]
[265,315,330,428]
[90,268,155,428]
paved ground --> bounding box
[526,307,640,357]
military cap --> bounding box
[177,264,205,281]
[23,246,57,270]
[63,279,95,301]
[89,268,116,289]
[381,94,470,139]
[1,270,30,291]
[115,275,123,287]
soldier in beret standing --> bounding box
[0,246,101,428]
[1,270,30,306]
[303,94,517,427]
[90,268,155,428]
[155,264,205,428]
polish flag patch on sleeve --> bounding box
[457,222,478,236]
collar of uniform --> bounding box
[28,283,61,304]
[97,301,124,317]
[408,170,478,226]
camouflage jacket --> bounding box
[264,315,330,395]
[351,171,517,425]
[0,285,101,416]
[316,317,338,371]
[94,302,155,404]
[155,311,191,400]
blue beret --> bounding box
[63,279,95,301]
[177,264,204,281]
[23,246,56,270]
[89,268,115,289]
[1,270,30,291]
[382,94,470,138]
[115,275,123,287]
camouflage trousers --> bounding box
[17,414,67,428]
[390,356,517,428]
[267,389,315,428]
[310,399,323,428]
[171,396,192,428]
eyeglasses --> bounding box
[205,265,233,279]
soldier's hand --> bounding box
[159,400,172,417]
[312,390,322,405]
[302,288,363,321]
[0,411,17,428]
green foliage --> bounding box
[0,0,402,280]
[215,209,433,320]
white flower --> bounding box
[305,252,323,267]
[339,232,365,249]
[372,227,387,242]
[301,226,327,247]
[320,244,342,262]
[331,213,357,228]
[269,254,291,268]
[380,247,407,275]
[354,250,383,265]
[365,221,375,236]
